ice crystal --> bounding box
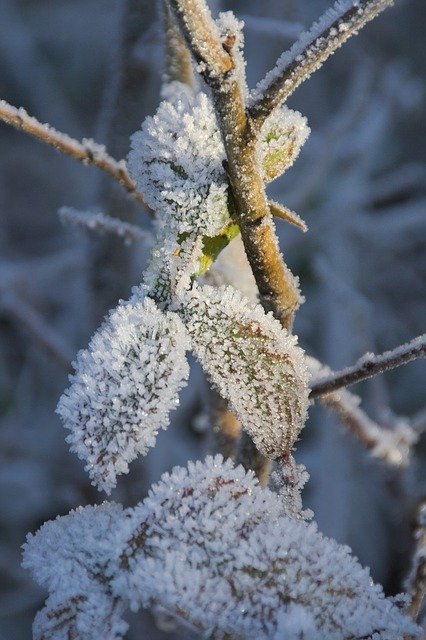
[128,87,230,238]
[177,284,310,458]
[23,503,128,640]
[259,105,310,183]
[57,295,190,493]
[24,457,420,640]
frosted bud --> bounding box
[177,284,310,458]
[57,296,190,493]
[128,86,230,237]
[259,105,310,183]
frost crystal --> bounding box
[177,285,310,458]
[24,457,420,640]
[57,295,189,492]
[128,86,230,237]
[259,105,310,183]
[23,503,128,640]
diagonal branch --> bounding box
[310,335,426,397]
[248,0,393,128]
[58,207,152,244]
[0,99,149,209]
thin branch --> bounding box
[310,335,426,397]
[0,99,149,208]
[405,501,426,621]
[307,357,418,467]
[167,0,232,76]
[320,390,417,467]
[59,207,152,245]
[0,291,73,373]
[162,0,194,87]
[170,1,302,330]
[248,0,393,128]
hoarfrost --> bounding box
[23,503,128,640]
[23,457,420,640]
[56,296,190,493]
[259,106,310,183]
[128,86,230,238]
[177,284,310,459]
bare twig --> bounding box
[0,99,148,207]
[167,0,232,75]
[405,501,426,621]
[308,357,418,467]
[310,335,426,397]
[59,207,152,245]
[0,291,73,373]
[162,1,194,87]
[248,0,393,128]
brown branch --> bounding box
[162,1,194,87]
[405,501,426,621]
[169,0,304,480]
[310,335,426,398]
[248,0,393,128]
[0,99,149,209]
[167,0,232,76]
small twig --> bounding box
[405,501,426,621]
[0,291,73,373]
[0,99,148,208]
[59,207,152,245]
[162,0,194,87]
[308,357,417,467]
[310,335,426,397]
[248,0,393,128]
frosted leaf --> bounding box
[259,105,310,183]
[22,503,128,640]
[114,455,421,639]
[128,86,230,237]
[177,284,310,458]
[24,458,420,640]
[57,295,190,493]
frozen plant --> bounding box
[0,0,424,637]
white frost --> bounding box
[128,86,230,238]
[23,456,420,640]
[177,284,310,459]
[56,295,190,493]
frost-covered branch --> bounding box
[59,207,152,245]
[308,358,417,467]
[169,2,303,330]
[248,0,394,128]
[405,501,426,621]
[310,335,426,397]
[0,99,147,206]
[0,291,73,372]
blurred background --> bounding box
[0,0,425,638]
